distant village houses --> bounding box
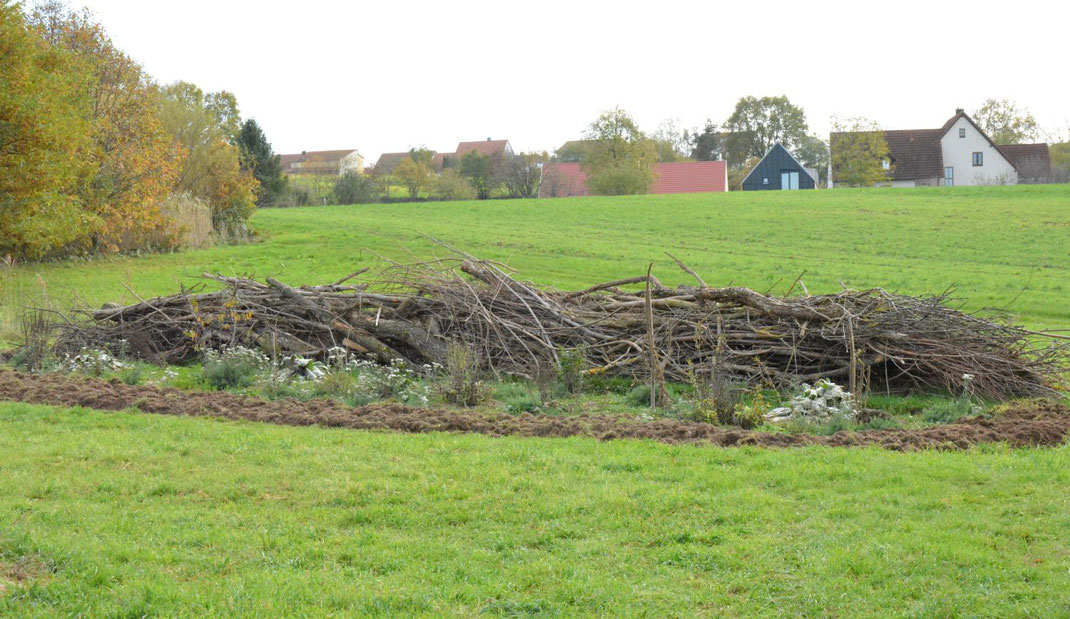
[279,149,364,176]
[831,110,1051,187]
[373,138,514,174]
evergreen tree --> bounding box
[236,119,286,205]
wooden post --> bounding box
[645,263,656,411]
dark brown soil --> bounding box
[1,369,1067,451]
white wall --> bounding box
[939,117,1017,186]
[341,151,364,174]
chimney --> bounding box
[955,108,964,114]
[486,137,492,141]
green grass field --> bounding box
[2,185,1070,614]
[3,184,1069,340]
[2,403,1068,615]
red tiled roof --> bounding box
[998,143,1051,181]
[373,152,414,174]
[539,161,727,198]
[455,139,510,159]
[651,161,728,194]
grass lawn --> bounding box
[2,185,1069,614]
[1,403,1068,616]
[3,185,1069,344]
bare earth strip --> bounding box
[1,369,1067,450]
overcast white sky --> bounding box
[74,0,1069,162]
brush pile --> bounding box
[54,251,1067,399]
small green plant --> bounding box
[494,380,541,414]
[118,364,144,385]
[731,388,772,429]
[556,347,586,395]
[16,309,53,371]
[686,363,744,424]
[202,346,269,391]
[439,345,491,407]
[311,371,358,400]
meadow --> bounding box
[2,185,1069,614]
[3,184,1069,343]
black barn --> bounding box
[741,143,817,190]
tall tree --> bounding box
[503,152,545,199]
[160,81,257,234]
[581,107,658,195]
[794,134,830,186]
[651,118,690,162]
[236,119,286,205]
[723,96,809,166]
[29,2,179,253]
[394,148,434,200]
[972,99,1040,145]
[460,150,494,199]
[829,117,890,187]
[689,120,723,161]
[0,1,91,259]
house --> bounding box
[538,161,728,198]
[741,143,818,190]
[373,139,512,174]
[372,152,422,175]
[454,138,513,160]
[831,109,1051,187]
[279,149,364,176]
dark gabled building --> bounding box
[741,143,818,191]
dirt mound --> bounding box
[1,369,1067,450]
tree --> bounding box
[1050,142,1070,183]
[689,120,723,161]
[0,1,92,259]
[581,107,658,195]
[332,171,377,204]
[829,117,890,187]
[432,168,476,201]
[723,96,809,165]
[553,141,589,163]
[794,134,830,187]
[236,119,286,206]
[503,152,545,199]
[972,99,1040,145]
[394,148,434,200]
[160,81,257,235]
[29,2,179,253]
[460,150,495,199]
[651,118,690,162]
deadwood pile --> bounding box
[54,251,1067,399]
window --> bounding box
[762,177,768,185]
[881,158,890,170]
[959,128,966,138]
[972,152,983,166]
[780,171,799,190]
[945,166,954,187]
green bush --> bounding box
[439,345,491,407]
[201,347,269,391]
[333,172,378,205]
[556,348,586,395]
[922,399,979,423]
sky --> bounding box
[72,0,1069,163]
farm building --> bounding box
[830,109,1051,187]
[279,149,364,176]
[373,152,423,175]
[538,161,728,198]
[741,143,818,190]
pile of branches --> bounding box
[54,250,1067,399]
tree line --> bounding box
[0,2,286,261]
